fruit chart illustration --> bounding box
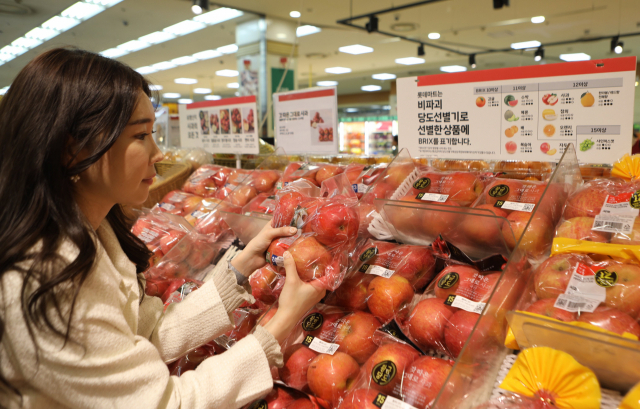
[398,57,636,162]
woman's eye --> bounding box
[135,133,148,140]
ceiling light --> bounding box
[372,73,396,80]
[138,31,176,44]
[227,82,239,88]
[172,56,198,65]
[383,105,391,110]
[24,27,58,41]
[85,0,123,6]
[191,0,208,15]
[317,81,338,86]
[149,84,163,91]
[362,85,382,92]
[136,66,157,75]
[297,25,321,37]
[428,32,440,40]
[61,2,104,20]
[178,98,193,104]
[417,44,425,56]
[0,45,27,57]
[0,53,14,62]
[531,16,545,24]
[0,86,9,95]
[511,40,541,49]
[216,69,239,77]
[100,48,128,59]
[276,33,287,39]
[395,57,424,65]
[117,40,150,52]
[174,78,198,84]
[194,88,211,94]
[163,93,181,98]
[339,44,373,55]
[152,61,177,70]
[193,49,222,60]
[42,16,80,32]
[611,36,623,54]
[559,53,590,61]
[164,20,206,36]
[217,44,239,54]
[345,108,358,113]
[469,54,477,69]
[440,65,467,73]
[534,46,544,62]
[205,95,222,100]
[290,10,301,18]
[194,8,243,24]
[325,67,352,74]
[365,15,379,33]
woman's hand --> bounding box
[230,220,297,278]
[263,252,326,344]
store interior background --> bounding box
[1,0,640,155]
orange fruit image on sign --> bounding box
[476,96,486,107]
[505,125,518,137]
[543,124,555,137]
[581,91,594,107]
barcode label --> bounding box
[416,193,449,202]
[497,201,535,212]
[191,210,208,219]
[365,265,396,278]
[168,192,188,203]
[378,395,418,409]
[554,294,598,313]
[139,228,160,243]
[352,183,368,193]
[565,271,606,302]
[592,214,634,234]
[446,295,486,314]
[302,335,339,355]
[158,203,176,211]
[601,193,639,216]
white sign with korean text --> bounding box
[397,57,636,162]
[179,96,259,154]
[273,87,339,154]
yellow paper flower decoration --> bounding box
[500,347,601,409]
[619,381,640,409]
[611,154,640,181]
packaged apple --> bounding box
[360,153,416,205]
[215,307,266,348]
[243,193,278,215]
[493,160,554,181]
[241,385,314,409]
[181,164,225,197]
[249,264,285,306]
[192,200,242,239]
[431,158,491,172]
[167,341,223,376]
[154,190,204,217]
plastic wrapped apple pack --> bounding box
[154,190,205,217]
[241,384,318,409]
[243,193,278,215]
[266,174,359,290]
[215,307,267,349]
[190,199,242,241]
[360,149,417,206]
[493,160,554,182]
[430,158,492,173]
[167,340,224,377]
[249,264,285,306]
[396,167,488,207]
[181,164,225,197]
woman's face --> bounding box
[78,90,163,207]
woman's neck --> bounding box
[74,192,112,231]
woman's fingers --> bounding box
[283,252,301,284]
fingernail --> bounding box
[284,251,291,258]
[289,227,297,234]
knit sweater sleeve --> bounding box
[137,266,253,363]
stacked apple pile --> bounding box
[242,384,325,409]
[182,164,247,197]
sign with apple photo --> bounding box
[179,96,259,154]
[397,56,636,162]
[273,87,339,154]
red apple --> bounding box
[421,200,463,239]
[601,261,640,318]
[261,386,296,409]
[307,202,359,247]
[307,352,360,403]
[555,217,610,243]
[185,238,216,269]
[366,275,414,323]
[181,195,204,215]
[361,342,420,395]
[327,272,375,311]
[503,211,553,256]
[383,163,414,188]
[577,306,640,338]
[159,230,187,254]
[366,182,394,201]
[438,172,484,206]
[345,164,366,184]
[212,167,231,187]
[283,163,303,183]
[434,265,479,301]
[534,254,580,299]
[444,310,479,358]
[162,233,192,263]
[228,185,258,207]
[384,245,436,290]
[286,398,316,409]
[460,204,508,245]
[525,298,576,322]
[407,172,444,197]
[252,170,280,193]
[315,165,345,185]
[402,356,454,409]
[279,344,319,391]
[340,389,380,409]
[358,241,399,265]
[612,217,640,245]
[184,178,217,197]
[155,261,189,279]
[482,179,523,207]
[301,307,345,342]
[250,265,283,305]
[564,185,610,219]
[519,182,567,223]
[471,272,501,303]
[335,311,382,364]
[385,195,423,237]
[406,298,456,352]
[289,235,333,282]
[273,191,309,227]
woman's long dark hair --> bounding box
[0,48,154,403]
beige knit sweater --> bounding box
[0,221,282,408]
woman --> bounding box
[0,48,324,408]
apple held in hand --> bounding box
[289,235,333,282]
[434,265,479,300]
[279,344,319,391]
[361,342,420,396]
[307,202,359,247]
[406,298,455,352]
[563,184,610,219]
[577,306,640,338]
[444,309,479,358]
[335,311,382,364]
[273,191,309,227]
[555,217,610,243]
[366,275,414,323]
[525,298,577,322]
[534,254,580,299]
[402,356,454,409]
[503,211,554,256]
[307,352,360,404]
[250,265,283,305]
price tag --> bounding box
[158,202,176,211]
[362,264,396,278]
[565,271,606,302]
[416,193,449,202]
[191,210,209,219]
[494,201,535,212]
[139,228,160,244]
[353,183,369,193]
[554,294,599,313]
[600,192,640,216]
[302,335,340,355]
[372,394,418,409]
[592,214,635,234]
[444,295,486,314]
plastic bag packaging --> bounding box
[192,200,242,240]
[249,264,285,305]
[241,384,312,409]
[401,168,487,207]
[431,158,491,172]
[473,392,567,409]
[167,341,223,376]
[182,164,225,197]
[360,154,416,205]
[215,307,265,348]
[154,190,204,217]
[131,209,194,268]
[619,381,640,409]
[243,193,278,215]
[493,160,554,181]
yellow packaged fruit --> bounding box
[500,347,601,409]
[581,91,595,107]
[619,381,640,409]
[542,109,556,121]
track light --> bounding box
[365,15,378,33]
[611,36,623,54]
[192,0,209,15]
[469,54,476,69]
[417,44,425,56]
[534,46,544,62]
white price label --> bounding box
[449,295,486,314]
[191,210,208,219]
[365,265,396,279]
[379,395,418,409]
[303,336,340,355]
[565,272,606,302]
[190,169,216,184]
[168,192,188,203]
[139,228,160,244]
[600,194,639,216]
[270,255,285,267]
[498,201,535,212]
[554,294,599,313]
[592,214,635,234]
[417,193,449,203]
[158,203,176,211]
[352,183,368,193]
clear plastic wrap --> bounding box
[155,190,204,217]
[182,164,225,197]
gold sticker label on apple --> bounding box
[360,247,379,262]
[594,270,618,287]
[630,191,640,209]
[371,360,397,386]
[437,272,459,289]
[373,393,387,408]
[413,177,431,190]
[248,400,268,409]
[488,184,509,198]
[302,312,324,331]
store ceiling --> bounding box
[1,0,640,116]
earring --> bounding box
[70,174,80,183]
